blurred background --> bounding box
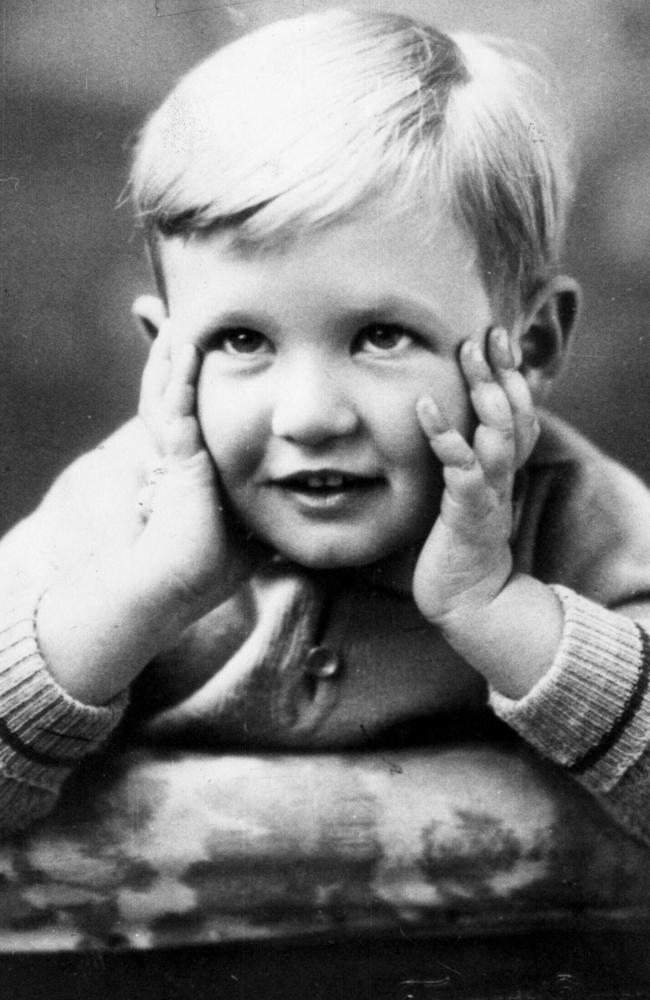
[1,0,648,535]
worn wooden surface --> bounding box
[1,735,650,960]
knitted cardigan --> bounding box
[1,411,650,838]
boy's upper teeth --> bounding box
[306,473,345,488]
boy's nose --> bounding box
[270,363,359,444]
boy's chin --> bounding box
[271,542,417,593]
[274,544,376,571]
[266,535,415,580]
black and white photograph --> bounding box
[0,2,649,997]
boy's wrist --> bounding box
[416,547,514,635]
[129,531,238,631]
[430,573,565,700]
[37,546,211,706]
[490,586,648,785]
[128,544,213,636]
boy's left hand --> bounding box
[413,326,540,631]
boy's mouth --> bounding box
[271,469,384,507]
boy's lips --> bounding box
[267,468,386,512]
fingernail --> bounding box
[417,396,449,434]
[461,340,491,377]
[491,327,515,369]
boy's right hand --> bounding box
[37,321,262,707]
[135,322,254,618]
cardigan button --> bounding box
[304,646,341,679]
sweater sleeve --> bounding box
[490,585,650,843]
[0,599,128,835]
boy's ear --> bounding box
[516,276,581,398]
[132,295,167,341]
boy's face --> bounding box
[159,198,493,574]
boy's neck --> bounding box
[269,548,418,597]
[357,547,418,597]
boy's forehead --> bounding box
[159,196,480,289]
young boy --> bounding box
[2,8,650,840]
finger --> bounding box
[164,343,202,419]
[472,424,516,497]
[139,324,204,461]
[417,397,507,533]
[460,341,515,441]
[138,321,172,421]
[417,394,510,496]
[417,396,475,468]
[157,343,205,459]
[486,327,540,466]
[458,340,521,495]
[417,397,490,510]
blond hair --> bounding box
[130,8,574,321]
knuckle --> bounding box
[446,463,486,498]
[476,425,514,459]
[484,452,510,480]
[520,408,539,433]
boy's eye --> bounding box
[354,324,414,354]
[217,329,270,355]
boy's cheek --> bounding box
[196,384,241,464]
[197,397,266,482]
[402,362,474,439]
[199,418,259,476]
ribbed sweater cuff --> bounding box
[489,585,649,792]
[0,605,128,790]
